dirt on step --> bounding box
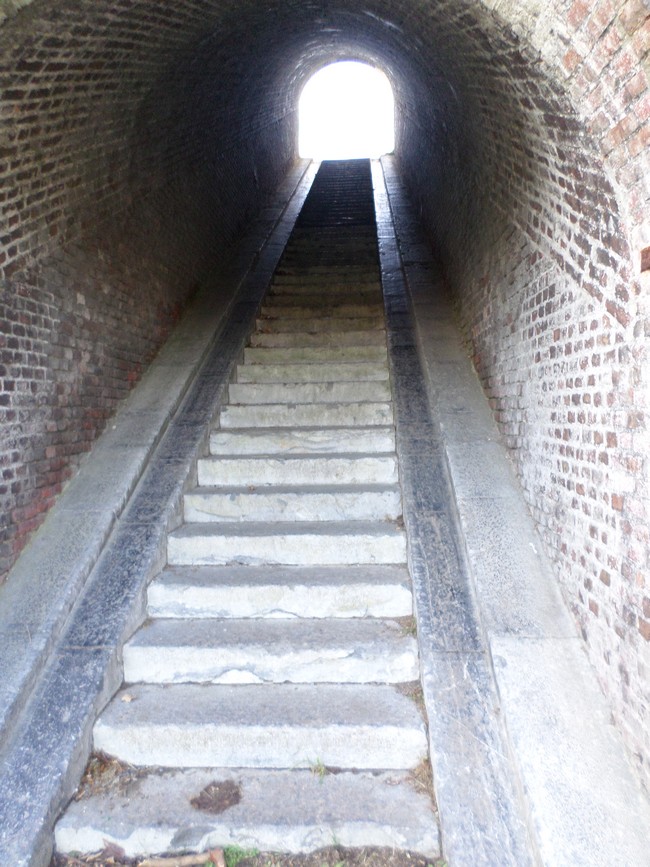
[52,846,445,867]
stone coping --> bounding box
[0,159,316,867]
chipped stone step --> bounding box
[275,271,378,281]
[196,454,398,487]
[291,224,377,234]
[93,683,428,769]
[283,244,376,251]
[269,265,381,291]
[255,316,385,333]
[243,345,387,364]
[55,768,440,859]
[249,330,385,349]
[147,564,413,619]
[281,256,377,266]
[274,269,378,283]
[260,302,385,319]
[184,484,402,523]
[282,249,377,258]
[280,253,377,261]
[228,380,391,405]
[167,521,407,567]
[234,361,389,384]
[287,224,373,232]
[287,234,377,244]
[209,426,396,456]
[219,401,393,429]
[267,288,383,305]
[123,618,418,684]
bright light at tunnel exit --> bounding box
[299,61,395,160]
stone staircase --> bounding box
[54,161,440,860]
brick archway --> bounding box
[0,0,648,794]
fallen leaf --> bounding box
[190,779,241,814]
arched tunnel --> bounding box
[1,1,649,864]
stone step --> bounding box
[281,245,375,254]
[274,270,378,283]
[249,330,386,349]
[260,302,385,319]
[123,617,418,684]
[256,315,385,333]
[167,521,407,567]
[209,426,396,455]
[243,345,387,364]
[219,401,393,429]
[281,254,377,264]
[286,236,377,245]
[147,564,413,620]
[234,361,389,384]
[228,380,391,405]
[280,257,378,264]
[274,277,378,286]
[55,768,440,859]
[93,683,428,769]
[196,454,398,487]
[184,484,402,523]
[267,288,383,304]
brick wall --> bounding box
[0,1,297,579]
[396,0,650,790]
[0,0,648,792]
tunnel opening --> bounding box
[298,60,395,159]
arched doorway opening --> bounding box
[298,60,395,160]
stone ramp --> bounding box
[54,160,440,861]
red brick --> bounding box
[568,0,592,29]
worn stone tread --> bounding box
[123,617,418,684]
[249,329,386,348]
[167,520,407,566]
[255,315,385,333]
[267,288,383,304]
[243,345,387,364]
[219,401,393,428]
[228,380,391,405]
[234,361,389,384]
[147,564,413,619]
[55,768,440,858]
[184,484,402,523]
[209,426,396,455]
[196,453,398,486]
[93,683,428,769]
[260,302,386,319]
